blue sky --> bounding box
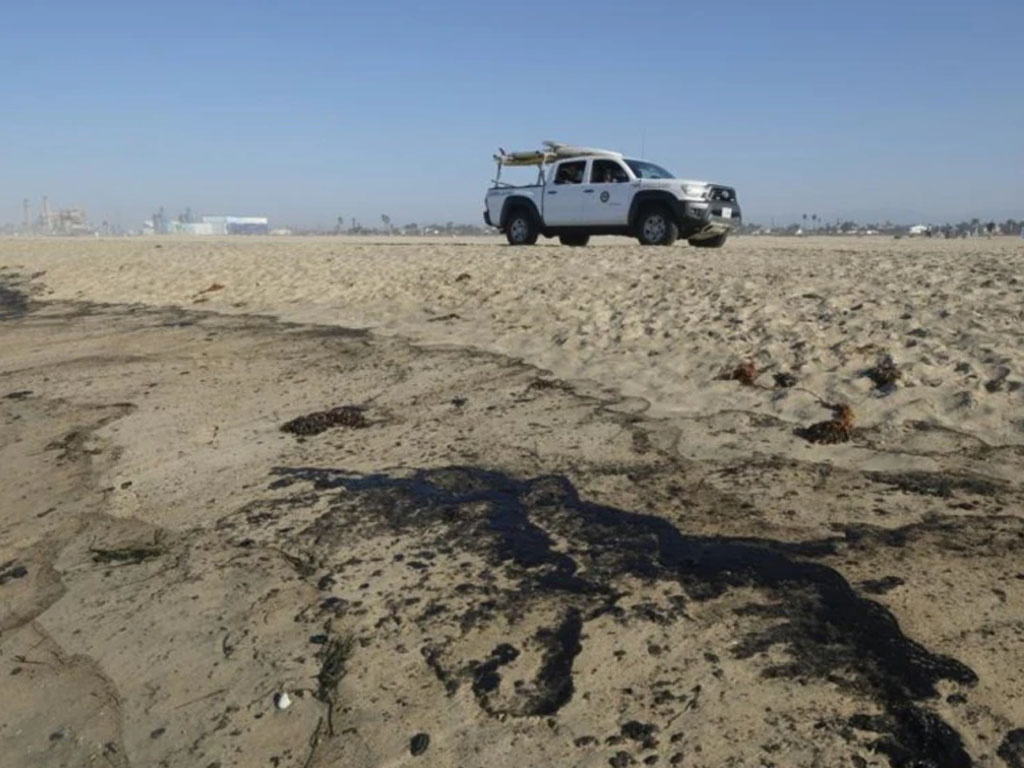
[2,0,1022,229]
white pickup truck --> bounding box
[484,141,740,247]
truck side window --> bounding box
[591,160,629,184]
[554,161,585,185]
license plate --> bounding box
[721,208,732,219]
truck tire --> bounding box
[689,233,728,248]
[558,234,590,247]
[636,206,679,246]
[505,208,539,246]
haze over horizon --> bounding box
[3,0,1022,231]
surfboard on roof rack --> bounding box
[491,141,626,187]
[493,141,622,167]
[541,141,623,159]
[493,150,549,167]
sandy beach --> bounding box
[2,235,1023,767]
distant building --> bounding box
[909,224,930,236]
[20,196,93,235]
[181,222,217,235]
[202,216,269,235]
[143,212,270,235]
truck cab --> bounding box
[484,142,741,247]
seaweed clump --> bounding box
[797,403,855,444]
[316,635,354,735]
[721,360,759,387]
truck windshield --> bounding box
[624,159,675,179]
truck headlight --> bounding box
[681,184,708,198]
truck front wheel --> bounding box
[636,207,679,246]
[505,209,539,246]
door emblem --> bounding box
[600,191,610,203]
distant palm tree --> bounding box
[802,213,807,231]
[335,216,344,234]
[812,214,818,231]
[381,214,391,233]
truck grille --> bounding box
[709,186,736,202]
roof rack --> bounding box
[493,140,623,167]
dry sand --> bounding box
[1,235,1023,767]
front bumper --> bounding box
[676,199,741,238]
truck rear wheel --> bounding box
[558,234,590,247]
[505,208,539,246]
[636,206,679,246]
[689,233,728,248]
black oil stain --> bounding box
[471,643,519,697]
[859,575,905,595]
[850,709,970,768]
[998,729,1024,768]
[281,406,369,436]
[527,609,582,716]
[271,465,978,767]
[0,282,29,319]
[867,470,1004,499]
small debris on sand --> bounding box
[773,371,797,388]
[985,366,1012,393]
[273,692,292,710]
[281,406,369,436]
[865,353,901,390]
[527,378,572,393]
[410,733,430,756]
[0,564,28,585]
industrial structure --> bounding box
[17,196,92,235]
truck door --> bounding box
[583,159,633,226]
[543,160,587,226]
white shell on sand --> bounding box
[274,692,292,710]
